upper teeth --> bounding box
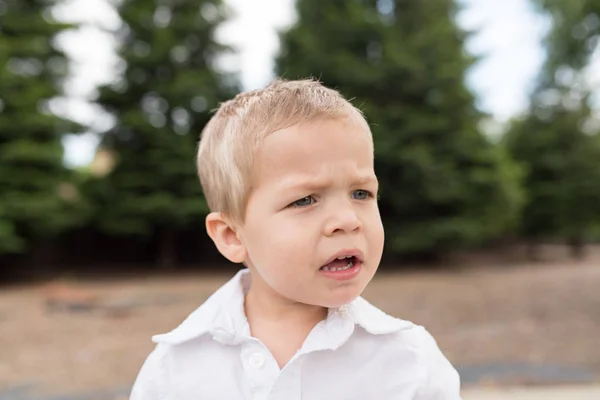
[337,256,353,260]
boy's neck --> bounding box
[243,274,327,368]
[244,282,327,326]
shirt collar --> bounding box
[152,269,414,346]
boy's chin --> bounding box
[319,293,361,309]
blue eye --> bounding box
[292,196,315,207]
[351,190,372,200]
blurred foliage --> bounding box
[532,0,600,80]
[88,0,238,267]
[504,0,600,256]
[2,0,600,269]
[0,0,87,255]
[276,0,525,257]
[504,110,600,247]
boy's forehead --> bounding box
[250,118,375,183]
[264,117,371,148]
[263,118,370,151]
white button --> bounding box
[248,352,265,369]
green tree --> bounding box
[504,0,600,258]
[504,107,600,258]
[0,0,82,256]
[276,0,524,258]
[92,0,237,267]
[532,0,600,81]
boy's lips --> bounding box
[319,249,364,281]
[320,249,365,268]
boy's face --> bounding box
[238,117,384,308]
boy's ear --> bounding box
[205,212,247,264]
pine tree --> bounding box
[92,0,238,267]
[504,0,600,258]
[0,0,82,256]
[532,0,600,80]
[276,0,523,258]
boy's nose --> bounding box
[324,204,362,236]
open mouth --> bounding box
[320,255,359,272]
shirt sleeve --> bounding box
[129,345,168,400]
[414,326,462,400]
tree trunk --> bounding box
[158,228,177,269]
[568,235,586,260]
[526,238,541,262]
[30,239,58,280]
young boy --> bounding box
[130,79,462,399]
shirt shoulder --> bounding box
[351,298,461,399]
[402,325,462,400]
[130,344,169,400]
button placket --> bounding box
[269,356,303,400]
[249,352,266,369]
[241,342,279,399]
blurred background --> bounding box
[1,0,600,398]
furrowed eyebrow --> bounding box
[278,177,333,193]
[352,175,378,186]
[278,174,378,193]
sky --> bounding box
[54,0,550,166]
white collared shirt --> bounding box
[130,269,462,399]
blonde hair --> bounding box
[196,78,366,224]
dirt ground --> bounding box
[1,256,599,397]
